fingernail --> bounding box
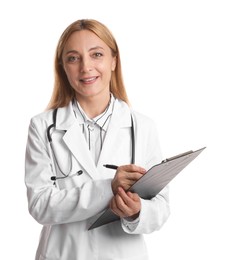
[118,187,123,192]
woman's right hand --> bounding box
[111,164,146,195]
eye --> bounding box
[66,55,80,63]
[93,52,103,58]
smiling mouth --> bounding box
[80,77,98,83]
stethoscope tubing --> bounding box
[47,107,135,182]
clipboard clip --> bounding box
[162,150,193,163]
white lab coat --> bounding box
[25,99,170,260]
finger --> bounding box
[118,189,141,213]
[117,188,140,209]
[115,188,138,212]
[127,191,140,202]
[115,192,141,218]
[117,187,133,206]
[120,164,146,174]
[114,193,131,216]
[112,165,146,194]
[110,197,126,218]
[126,172,144,181]
[112,173,142,194]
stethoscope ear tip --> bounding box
[77,170,83,175]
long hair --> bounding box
[47,19,129,109]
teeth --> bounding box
[82,77,96,82]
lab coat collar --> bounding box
[55,103,98,179]
[54,102,75,131]
[54,99,132,132]
[53,99,132,179]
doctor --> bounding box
[25,19,170,260]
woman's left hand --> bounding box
[110,187,141,219]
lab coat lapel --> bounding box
[55,103,99,180]
[97,99,132,169]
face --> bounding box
[62,30,116,101]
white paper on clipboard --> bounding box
[88,147,206,230]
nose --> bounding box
[80,56,93,73]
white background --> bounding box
[0,0,226,259]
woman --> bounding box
[25,19,170,260]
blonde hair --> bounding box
[47,19,129,109]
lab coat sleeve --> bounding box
[121,113,170,234]
[25,118,113,225]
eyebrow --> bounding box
[65,46,104,55]
[89,46,104,51]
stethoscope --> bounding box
[47,107,135,183]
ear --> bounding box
[111,56,117,71]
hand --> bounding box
[111,164,146,195]
[110,187,141,219]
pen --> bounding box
[103,164,118,170]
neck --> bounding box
[76,93,111,118]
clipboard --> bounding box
[88,147,206,230]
